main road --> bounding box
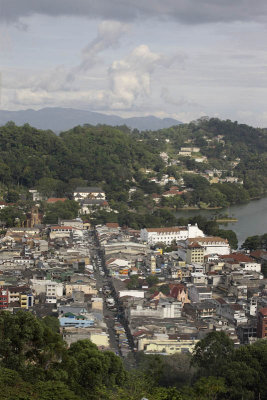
[89,230,135,361]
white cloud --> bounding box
[9,43,179,112]
[107,45,178,109]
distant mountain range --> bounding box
[0,107,182,132]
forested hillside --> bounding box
[0,118,266,230]
[0,122,162,195]
[134,117,267,199]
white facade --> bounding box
[46,282,63,304]
[188,285,213,303]
[218,304,247,325]
[50,226,72,239]
[140,224,204,245]
[240,262,261,272]
[249,298,257,316]
[187,237,230,256]
[129,300,182,319]
[73,187,106,202]
[118,290,144,298]
[30,279,63,298]
[138,337,198,354]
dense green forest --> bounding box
[0,122,162,195]
[0,119,266,200]
[0,311,267,400]
[0,118,266,231]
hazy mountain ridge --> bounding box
[0,107,181,132]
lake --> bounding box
[175,196,267,247]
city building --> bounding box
[187,237,230,256]
[257,308,267,338]
[140,224,204,245]
[186,243,205,264]
[0,287,8,309]
[73,187,106,201]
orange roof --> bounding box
[188,242,203,249]
[215,297,227,304]
[47,198,67,203]
[259,308,267,316]
[146,226,186,233]
[163,190,183,195]
[220,253,253,262]
[106,223,119,228]
[251,250,267,259]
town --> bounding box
[0,185,266,362]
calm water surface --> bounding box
[175,197,267,247]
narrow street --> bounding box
[89,230,135,361]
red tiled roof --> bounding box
[220,253,253,263]
[106,223,119,228]
[47,198,67,203]
[230,304,243,311]
[133,330,149,337]
[169,284,187,298]
[146,226,186,233]
[163,190,183,196]
[259,307,267,316]
[188,242,203,249]
[215,297,226,304]
[250,250,267,259]
[106,258,116,264]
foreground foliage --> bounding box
[0,312,267,399]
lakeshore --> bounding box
[175,196,267,246]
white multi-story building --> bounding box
[30,279,63,304]
[140,224,204,245]
[46,281,64,303]
[49,226,73,239]
[218,303,247,325]
[137,336,198,354]
[188,285,213,303]
[128,299,182,319]
[73,187,106,202]
[187,236,230,256]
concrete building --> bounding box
[65,283,97,297]
[30,279,63,303]
[188,285,213,303]
[140,224,204,246]
[138,336,198,354]
[128,299,182,319]
[0,287,8,309]
[49,226,73,239]
[257,308,267,338]
[218,303,247,325]
[186,243,204,264]
[187,237,230,256]
[73,187,106,201]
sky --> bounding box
[0,0,267,126]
